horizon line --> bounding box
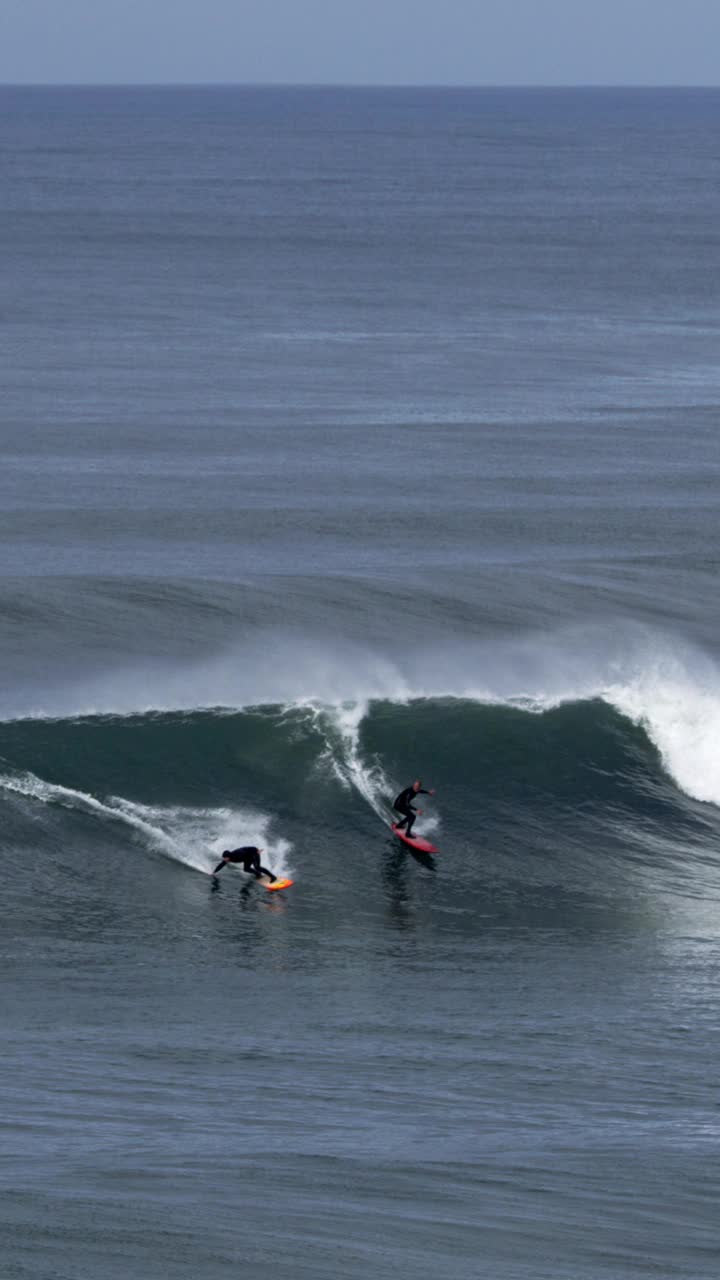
[1,80,719,91]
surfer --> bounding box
[211,846,277,883]
[392,780,435,840]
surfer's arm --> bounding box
[211,861,226,875]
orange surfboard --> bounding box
[263,877,294,892]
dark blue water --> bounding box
[2,86,720,1279]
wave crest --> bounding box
[0,626,718,810]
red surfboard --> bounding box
[391,823,439,854]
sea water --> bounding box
[2,86,720,1279]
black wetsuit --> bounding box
[393,786,430,839]
[212,846,276,882]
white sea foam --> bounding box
[322,701,388,815]
[0,772,291,876]
[602,655,720,807]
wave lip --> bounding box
[603,659,720,807]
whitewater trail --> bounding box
[304,699,441,838]
[0,771,292,876]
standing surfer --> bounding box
[211,846,277,883]
[392,780,435,840]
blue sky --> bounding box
[1,0,718,85]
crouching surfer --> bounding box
[211,846,277,883]
[393,780,435,840]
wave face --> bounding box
[2,665,719,894]
[3,624,720,788]
[2,624,719,903]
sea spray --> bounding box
[0,771,291,876]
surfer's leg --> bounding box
[404,811,416,837]
[240,851,269,880]
[394,808,408,829]
[258,864,277,883]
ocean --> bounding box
[2,85,720,1279]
